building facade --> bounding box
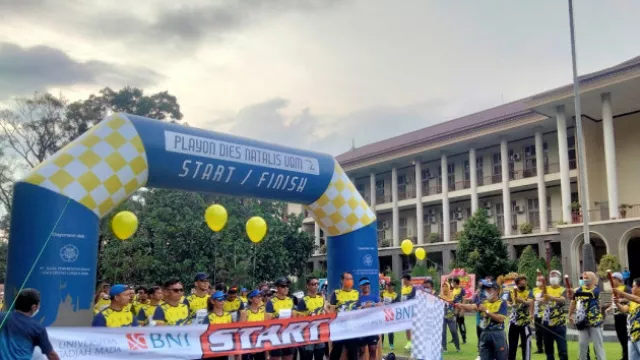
[301,56,640,282]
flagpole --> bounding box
[568,0,596,272]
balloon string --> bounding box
[0,198,71,331]
[113,245,122,284]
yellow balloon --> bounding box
[205,204,228,232]
[415,247,426,260]
[112,211,138,240]
[400,239,413,255]
[246,216,267,243]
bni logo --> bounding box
[126,333,148,350]
[384,309,395,322]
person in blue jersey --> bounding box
[329,272,360,360]
[0,288,60,360]
[357,277,381,360]
[396,273,416,350]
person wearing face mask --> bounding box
[381,281,399,350]
[542,270,568,360]
[329,272,360,360]
[569,271,605,360]
[532,275,546,354]
[609,272,631,360]
[452,277,467,345]
[612,278,640,360]
[458,280,508,360]
[440,282,461,353]
[473,276,494,360]
[92,284,138,327]
[507,276,534,360]
[0,288,60,360]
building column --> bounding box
[392,167,400,246]
[501,138,512,235]
[508,244,517,261]
[392,254,402,278]
[556,105,572,223]
[535,131,548,232]
[441,154,450,242]
[313,259,321,272]
[415,160,424,244]
[369,172,377,208]
[442,249,452,273]
[314,222,321,254]
[602,92,619,219]
[469,148,478,213]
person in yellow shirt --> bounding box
[93,282,111,315]
[153,279,190,326]
[396,273,416,350]
[132,286,149,319]
[329,272,359,360]
[136,286,163,326]
[240,290,266,360]
[381,281,398,350]
[613,278,640,360]
[186,272,211,324]
[224,286,245,322]
[240,288,249,308]
[541,270,568,360]
[532,275,546,354]
[206,291,233,324]
[266,278,296,360]
[610,272,631,360]
[297,276,325,360]
[92,285,138,327]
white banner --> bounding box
[33,299,430,360]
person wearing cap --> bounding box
[224,286,245,322]
[0,288,60,360]
[153,279,190,326]
[137,286,164,326]
[569,271,605,360]
[329,272,360,360]
[506,275,534,360]
[240,288,249,306]
[296,276,326,360]
[356,277,381,360]
[541,270,568,360]
[92,284,138,327]
[240,290,266,360]
[458,280,508,360]
[380,280,398,350]
[610,272,631,360]
[266,277,296,360]
[187,272,211,324]
[396,273,416,350]
[451,277,467,345]
[205,291,233,325]
[440,282,461,353]
[612,277,640,360]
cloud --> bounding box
[0,42,160,99]
[223,97,448,156]
[0,0,344,54]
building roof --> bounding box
[336,55,640,166]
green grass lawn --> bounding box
[380,317,622,360]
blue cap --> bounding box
[481,280,499,290]
[194,272,209,282]
[212,291,226,301]
[241,287,248,292]
[359,279,371,286]
[248,289,261,298]
[109,284,128,297]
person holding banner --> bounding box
[205,291,233,324]
[397,273,416,351]
[296,276,326,360]
[0,288,60,360]
[329,272,360,360]
[137,286,164,326]
[357,277,381,360]
[541,270,568,360]
[458,280,508,360]
[240,290,266,360]
[266,277,296,360]
[224,286,245,322]
[381,281,398,350]
[186,272,211,324]
[92,285,138,327]
[153,279,190,326]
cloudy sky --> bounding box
[1,0,639,156]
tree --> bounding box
[0,240,7,283]
[517,245,546,286]
[597,254,621,279]
[453,209,515,279]
[550,256,563,274]
[411,262,428,277]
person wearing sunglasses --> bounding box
[152,279,190,326]
[266,277,295,360]
[297,276,326,360]
[240,290,266,360]
[206,291,233,324]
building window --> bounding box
[547,195,552,228]
[492,153,501,183]
[448,163,455,191]
[496,203,504,234]
[524,145,536,177]
[527,198,540,229]
[356,183,365,197]
[449,209,458,236]
[508,149,515,180]
[437,167,443,187]
[463,160,470,188]
[397,174,407,198]
[568,136,577,169]
[543,142,549,173]
[376,179,384,196]
[477,156,484,185]
[511,200,518,230]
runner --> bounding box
[153,279,190,326]
[92,284,138,327]
[440,282,460,352]
[329,272,360,360]
[397,273,416,350]
[93,282,111,315]
[132,286,148,319]
[356,277,381,360]
[266,277,296,360]
[297,276,326,360]
[206,291,233,324]
[452,277,467,344]
[241,290,266,360]
[381,281,398,350]
[533,275,546,354]
[612,278,640,360]
[610,272,631,360]
[224,286,245,322]
[136,286,163,326]
[186,272,211,324]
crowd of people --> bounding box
[1,269,639,360]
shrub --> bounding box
[597,254,621,279]
[427,233,440,243]
[520,222,533,234]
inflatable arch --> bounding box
[5,114,378,326]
